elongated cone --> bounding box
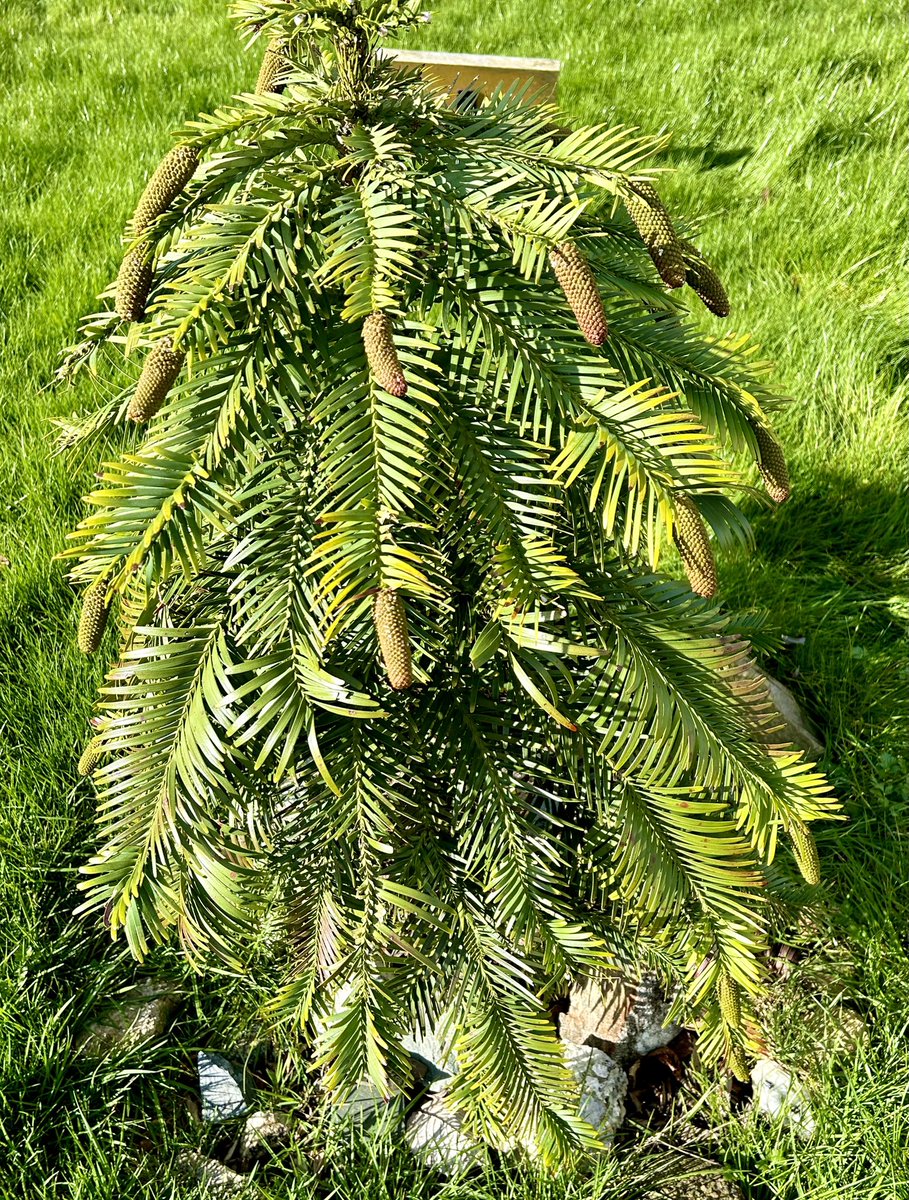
[672,494,717,598]
[363,312,407,398]
[129,337,185,422]
[115,244,154,323]
[257,43,288,94]
[131,144,199,235]
[753,424,791,503]
[727,1042,750,1083]
[373,588,413,690]
[717,970,742,1027]
[78,737,104,777]
[681,242,730,317]
[78,578,111,655]
[791,819,821,885]
[625,181,686,288]
[549,242,608,346]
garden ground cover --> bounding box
[0,0,906,1195]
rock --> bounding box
[656,1175,744,1200]
[176,1151,248,1196]
[564,1043,627,1143]
[240,1110,294,1162]
[558,973,633,1052]
[720,639,824,757]
[332,1078,403,1128]
[76,978,180,1057]
[403,1025,459,1093]
[828,1006,869,1056]
[751,1058,815,1136]
[764,675,824,758]
[197,1052,248,1122]
[405,1087,486,1174]
[559,972,678,1064]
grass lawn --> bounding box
[0,0,906,1195]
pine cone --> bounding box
[672,494,717,598]
[681,241,730,317]
[717,970,742,1027]
[115,244,154,323]
[129,337,185,422]
[131,144,199,235]
[256,44,288,94]
[753,424,791,503]
[78,737,104,777]
[625,181,686,288]
[363,312,407,398]
[373,588,413,690]
[790,819,821,885]
[78,578,111,655]
[549,242,608,346]
[727,1043,750,1083]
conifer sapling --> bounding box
[58,0,836,1161]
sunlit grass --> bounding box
[1,0,906,1195]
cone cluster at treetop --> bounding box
[57,0,836,1161]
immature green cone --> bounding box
[727,1043,750,1083]
[363,312,407,398]
[549,242,608,346]
[78,578,111,655]
[753,424,791,503]
[131,144,199,235]
[791,819,821,885]
[373,588,413,690]
[115,244,154,323]
[78,737,104,777]
[625,181,686,288]
[672,494,717,598]
[681,242,730,317]
[717,970,742,1027]
[256,43,288,94]
[129,337,185,422]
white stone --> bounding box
[176,1151,247,1195]
[558,973,633,1050]
[76,978,180,1057]
[197,1052,248,1122]
[403,1025,459,1092]
[560,972,678,1064]
[240,1109,293,1161]
[765,676,824,757]
[405,1088,486,1174]
[564,1043,627,1143]
[751,1058,816,1137]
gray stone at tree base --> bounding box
[404,1086,487,1174]
[197,1052,248,1122]
[76,978,180,1057]
[563,1043,627,1143]
[750,1058,816,1137]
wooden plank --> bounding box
[379,48,561,104]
